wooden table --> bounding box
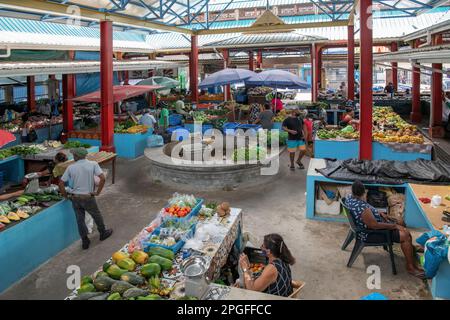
[409,184,450,231]
[91,153,117,185]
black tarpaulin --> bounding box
[317,159,450,185]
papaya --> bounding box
[16,210,29,219]
[117,258,136,271]
[148,247,175,261]
[122,288,149,299]
[95,271,109,279]
[120,272,145,286]
[103,262,112,272]
[7,212,20,221]
[93,276,117,292]
[131,250,148,265]
[106,264,128,280]
[112,251,129,264]
[107,292,121,300]
[81,275,93,285]
[148,255,173,271]
[74,292,105,300]
[140,263,161,278]
[77,283,95,294]
[110,281,135,295]
[0,215,10,224]
[137,294,162,300]
[88,293,109,300]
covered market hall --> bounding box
[0,0,449,303]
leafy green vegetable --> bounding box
[64,141,91,149]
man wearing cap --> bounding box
[58,148,113,250]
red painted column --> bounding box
[391,42,398,92]
[430,33,444,137]
[27,76,36,111]
[312,44,322,102]
[100,20,115,152]
[411,39,422,123]
[190,35,199,103]
[62,74,74,132]
[222,49,231,101]
[347,24,355,101]
[248,51,254,71]
[124,71,129,85]
[359,0,373,160]
[256,50,263,69]
[311,45,315,102]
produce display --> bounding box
[233,146,267,162]
[114,119,148,134]
[247,87,273,96]
[162,193,198,219]
[148,218,197,246]
[69,193,240,301]
[0,188,63,230]
[274,109,288,122]
[74,246,176,300]
[0,145,43,160]
[317,107,426,144]
[63,141,92,149]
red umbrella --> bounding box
[0,129,16,148]
[72,85,162,103]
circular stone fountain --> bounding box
[145,140,285,191]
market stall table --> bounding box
[0,199,79,293]
[54,151,117,184]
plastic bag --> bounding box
[147,135,164,148]
[85,212,94,234]
[416,231,449,278]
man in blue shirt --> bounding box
[138,109,157,129]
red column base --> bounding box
[410,112,422,123]
[100,145,116,153]
[428,126,445,138]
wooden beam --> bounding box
[194,20,349,35]
[0,0,193,35]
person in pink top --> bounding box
[271,92,284,113]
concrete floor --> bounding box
[0,153,431,300]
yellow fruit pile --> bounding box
[126,125,148,134]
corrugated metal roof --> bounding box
[0,16,151,52]
[203,32,325,48]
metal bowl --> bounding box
[181,256,209,278]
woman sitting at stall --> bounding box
[345,181,425,279]
[239,234,295,297]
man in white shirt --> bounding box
[138,109,157,128]
[58,148,113,250]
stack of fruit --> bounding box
[75,246,176,300]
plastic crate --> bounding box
[222,122,240,131]
[162,198,204,223]
[169,114,183,126]
[0,171,3,189]
[238,124,262,131]
[142,223,197,253]
[165,125,185,135]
